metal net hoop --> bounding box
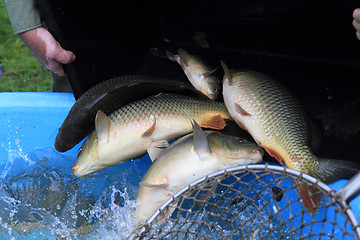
[129,164,360,240]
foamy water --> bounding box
[0,146,151,239]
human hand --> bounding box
[18,27,76,76]
[353,8,360,40]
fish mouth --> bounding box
[72,161,106,178]
[256,148,264,157]
[252,148,264,162]
[242,148,264,163]
[72,165,87,178]
[240,148,264,161]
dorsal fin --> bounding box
[192,120,211,159]
[220,60,233,85]
[95,110,111,143]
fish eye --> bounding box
[214,87,221,93]
[78,147,83,156]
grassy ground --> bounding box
[0,1,52,92]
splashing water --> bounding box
[0,147,151,239]
[2,132,356,239]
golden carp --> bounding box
[73,94,231,177]
[221,61,359,214]
[135,121,263,222]
[150,48,220,100]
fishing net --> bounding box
[128,164,360,240]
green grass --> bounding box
[0,1,52,92]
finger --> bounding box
[353,19,360,32]
[353,8,360,23]
[352,19,360,40]
[45,59,66,76]
[53,49,76,65]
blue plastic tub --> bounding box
[0,92,153,239]
[0,92,359,239]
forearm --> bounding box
[3,0,42,34]
[3,0,75,76]
[18,27,76,76]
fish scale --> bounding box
[135,121,263,222]
[232,71,315,173]
[55,75,200,152]
[222,62,359,214]
[73,94,231,178]
[109,94,226,128]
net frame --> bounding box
[130,164,360,239]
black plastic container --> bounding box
[36,0,360,162]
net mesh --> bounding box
[129,164,360,240]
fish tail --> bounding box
[313,158,360,184]
[149,48,177,61]
[165,50,177,61]
[297,158,359,215]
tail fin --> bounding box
[149,48,177,61]
[314,158,360,184]
[298,158,359,215]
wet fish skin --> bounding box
[73,94,232,178]
[135,121,263,222]
[55,75,201,152]
[151,48,221,100]
[221,61,359,214]
[176,49,221,100]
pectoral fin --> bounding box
[235,103,251,116]
[147,140,169,161]
[95,110,111,143]
[192,120,211,159]
[141,115,156,137]
[200,115,226,130]
[140,176,169,188]
[164,203,177,220]
[201,68,218,78]
[264,147,283,164]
